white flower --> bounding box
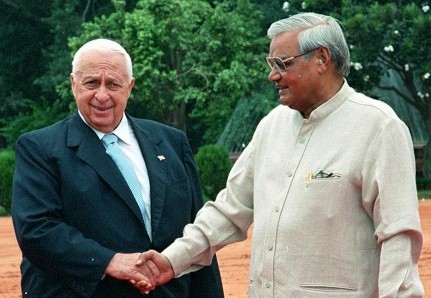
[394,30,399,35]
[423,5,430,13]
[418,92,424,98]
[349,44,355,49]
[363,75,370,82]
[384,45,394,52]
[282,1,290,12]
[353,62,363,70]
[424,72,430,79]
[350,62,363,71]
[404,64,410,71]
[426,93,430,98]
[302,2,307,9]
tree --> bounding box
[0,0,51,147]
[63,0,268,149]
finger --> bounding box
[134,279,155,293]
[138,264,156,286]
[139,288,151,295]
[146,259,160,277]
[135,273,152,288]
[136,250,156,265]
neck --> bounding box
[302,75,344,119]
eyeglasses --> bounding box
[266,48,319,72]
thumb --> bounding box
[136,249,156,265]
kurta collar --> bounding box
[304,80,355,122]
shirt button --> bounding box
[265,282,271,288]
[287,171,292,177]
[274,206,280,212]
[267,245,273,251]
[298,136,306,143]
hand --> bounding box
[105,252,155,293]
[133,250,174,293]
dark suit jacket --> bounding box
[12,111,224,297]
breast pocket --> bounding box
[303,175,347,218]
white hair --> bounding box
[71,38,133,81]
[268,12,350,76]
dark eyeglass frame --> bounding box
[266,48,320,72]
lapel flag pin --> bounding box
[157,155,166,161]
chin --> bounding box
[278,97,291,106]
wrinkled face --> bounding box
[70,50,134,133]
[267,30,320,116]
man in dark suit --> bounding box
[12,38,224,297]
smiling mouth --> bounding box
[279,88,289,95]
[92,105,113,111]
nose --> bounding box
[268,68,281,82]
[95,84,110,102]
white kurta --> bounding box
[163,82,424,297]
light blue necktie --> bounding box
[102,133,152,240]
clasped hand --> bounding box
[132,250,174,294]
[104,250,174,294]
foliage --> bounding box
[218,83,278,152]
[61,0,268,150]
[195,144,232,202]
[417,178,431,190]
[0,99,70,150]
[417,189,431,199]
[0,0,51,147]
[0,150,15,213]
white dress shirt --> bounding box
[78,111,151,221]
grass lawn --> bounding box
[418,189,431,200]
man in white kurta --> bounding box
[137,12,424,297]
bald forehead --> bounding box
[74,50,130,81]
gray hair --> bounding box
[71,38,133,81]
[267,12,350,76]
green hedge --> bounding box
[0,150,15,214]
[417,177,431,190]
[195,144,232,203]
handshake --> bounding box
[104,250,174,294]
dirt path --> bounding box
[1,200,430,297]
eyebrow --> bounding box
[81,75,123,82]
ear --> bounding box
[128,77,135,90]
[316,47,331,65]
[315,47,331,72]
[127,77,135,95]
[70,73,77,97]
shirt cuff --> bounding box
[162,243,193,277]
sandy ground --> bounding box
[1,200,430,298]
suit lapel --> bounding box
[66,113,146,225]
[128,117,168,238]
